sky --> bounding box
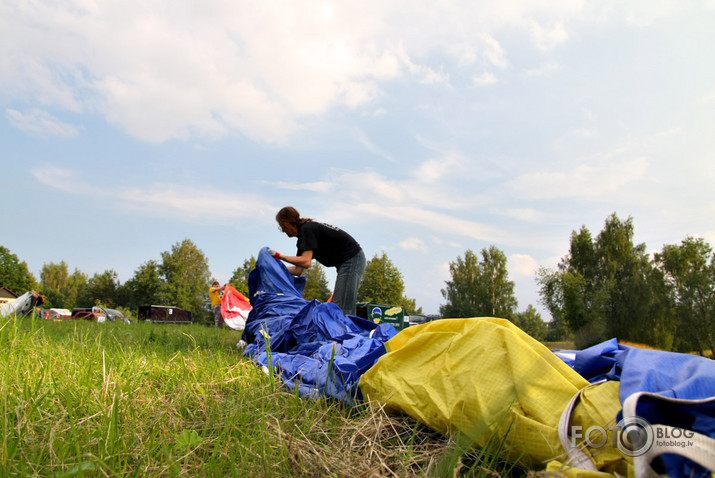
[1,0,714,318]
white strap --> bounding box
[638,425,715,478]
[622,392,715,478]
[558,383,601,471]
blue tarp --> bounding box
[555,339,715,477]
[242,247,397,404]
[559,338,715,402]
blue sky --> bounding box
[2,1,714,317]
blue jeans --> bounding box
[332,249,366,316]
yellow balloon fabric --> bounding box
[360,318,593,468]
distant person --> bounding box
[209,281,225,327]
[31,291,44,308]
[270,206,366,316]
[30,291,44,317]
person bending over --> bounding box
[270,206,366,316]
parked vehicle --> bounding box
[39,308,72,320]
[407,314,440,326]
[105,308,132,324]
[71,307,132,324]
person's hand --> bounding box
[268,248,281,259]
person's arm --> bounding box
[271,249,313,275]
[286,265,305,276]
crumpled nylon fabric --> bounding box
[359,317,590,468]
[239,248,715,476]
[242,247,397,404]
[558,338,715,402]
[220,284,251,330]
[359,318,715,477]
[554,339,715,477]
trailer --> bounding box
[41,308,72,320]
[138,305,192,324]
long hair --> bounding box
[276,206,312,227]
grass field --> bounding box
[0,315,523,477]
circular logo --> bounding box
[370,307,383,321]
[616,416,654,457]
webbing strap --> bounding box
[622,392,715,478]
[557,382,602,472]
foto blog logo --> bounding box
[570,416,697,457]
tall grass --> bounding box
[0,315,523,477]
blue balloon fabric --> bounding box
[242,247,398,404]
[554,339,715,477]
[558,339,715,401]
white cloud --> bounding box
[32,167,89,192]
[399,237,428,252]
[6,108,80,138]
[621,0,681,27]
[477,32,509,69]
[353,128,395,162]
[338,171,407,204]
[655,127,685,137]
[419,67,451,85]
[120,184,275,222]
[3,1,409,143]
[472,72,498,87]
[271,181,333,194]
[354,203,508,243]
[508,253,539,278]
[326,162,475,211]
[528,20,569,51]
[0,0,596,144]
[31,166,276,223]
[413,155,463,183]
[508,156,649,200]
[525,63,561,77]
[503,208,549,223]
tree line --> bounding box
[438,212,714,355]
[0,241,422,325]
[1,239,215,323]
[537,213,714,354]
[2,211,713,354]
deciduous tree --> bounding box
[123,260,163,310]
[160,239,212,324]
[538,213,662,348]
[82,270,120,308]
[654,237,715,354]
[229,256,257,297]
[537,227,608,347]
[514,304,548,341]
[358,252,416,308]
[303,262,331,302]
[40,261,87,309]
[0,246,37,294]
[594,214,654,343]
[440,246,517,319]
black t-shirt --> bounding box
[296,221,362,268]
